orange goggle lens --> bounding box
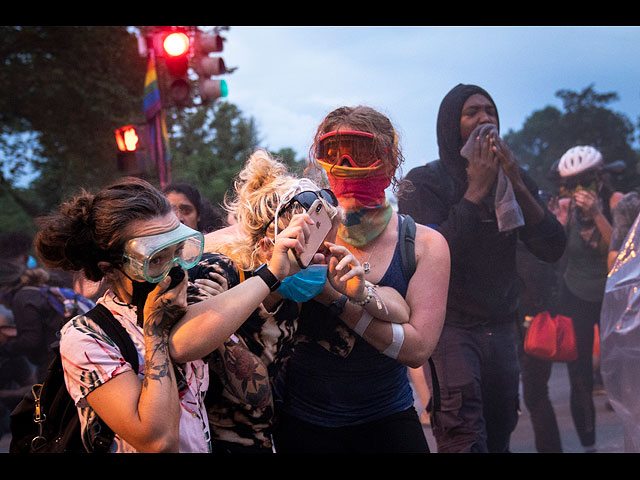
[317,131,383,167]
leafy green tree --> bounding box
[167,101,260,206]
[167,101,306,207]
[0,26,146,215]
[504,84,640,193]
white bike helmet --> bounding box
[558,146,603,178]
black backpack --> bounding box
[9,304,139,453]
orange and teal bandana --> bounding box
[338,201,393,247]
[318,159,393,247]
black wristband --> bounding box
[253,263,281,292]
[328,294,348,317]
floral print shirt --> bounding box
[187,253,300,450]
[59,291,211,453]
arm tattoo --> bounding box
[142,313,174,388]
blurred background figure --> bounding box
[547,145,622,452]
[163,182,226,233]
[0,231,60,383]
[0,304,34,441]
[163,182,229,302]
[600,184,640,452]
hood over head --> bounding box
[436,84,500,182]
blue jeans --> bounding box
[426,320,520,453]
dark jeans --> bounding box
[427,320,520,453]
[272,407,430,453]
[522,282,600,451]
[521,354,563,452]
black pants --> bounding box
[426,321,520,453]
[522,282,600,451]
[272,407,430,453]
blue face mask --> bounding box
[277,264,328,302]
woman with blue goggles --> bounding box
[33,176,309,453]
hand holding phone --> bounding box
[294,199,333,268]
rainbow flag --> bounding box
[143,54,162,120]
[142,52,171,187]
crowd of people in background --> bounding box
[0,82,638,453]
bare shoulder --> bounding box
[414,223,450,266]
[204,224,241,252]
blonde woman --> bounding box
[196,150,344,453]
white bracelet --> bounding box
[354,310,373,336]
[382,323,404,359]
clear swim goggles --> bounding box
[122,222,204,283]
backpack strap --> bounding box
[398,213,441,415]
[85,304,139,374]
[399,214,417,280]
[82,304,139,452]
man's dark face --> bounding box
[459,94,498,144]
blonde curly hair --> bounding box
[209,150,339,270]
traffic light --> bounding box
[115,125,139,153]
[115,125,147,174]
[193,31,228,104]
[154,29,192,106]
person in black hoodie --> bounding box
[398,84,566,452]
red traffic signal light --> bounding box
[163,32,190,57]
[151,29,192,106]
[161,31,190,78]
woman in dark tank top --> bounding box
[273,106,450,453]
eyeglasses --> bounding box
[265,189,338,234]
[317,130,384,168]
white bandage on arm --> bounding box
[382,323,404,359]
[354,310,373,336]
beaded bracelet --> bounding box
[348,282,388,314]
[349,283,374,306]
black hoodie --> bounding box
[398,84,566,327]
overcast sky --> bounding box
[220,26,640,179]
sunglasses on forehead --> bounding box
[265,189,338,233]
[317,130,386,168]
[280,189,338,212]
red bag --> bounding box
[524,311,577,362]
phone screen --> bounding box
[295,199,333,268]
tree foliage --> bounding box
[167,101,306,208]
[0,26,146,217]
[2,27,638,237]
[504,84,639,193]
[0,26,307,232]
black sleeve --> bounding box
[398,164,482,253]
[518,172,566,264]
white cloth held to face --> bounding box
[460,123,525,232]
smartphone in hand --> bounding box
[294,199,333,268]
